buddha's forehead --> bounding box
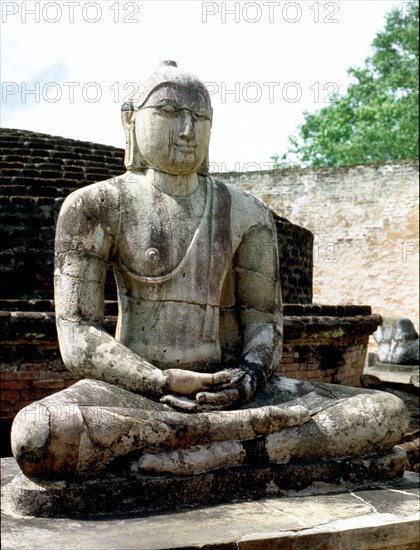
[142,84,211,113]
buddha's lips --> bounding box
[175,144,196,153]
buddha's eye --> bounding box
[192,112,208,121]
[154,105,209,121]
[156,105,178,115]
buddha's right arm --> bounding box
[55,275,167,396]
[54,184,167,397]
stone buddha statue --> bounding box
[11,62,408,486]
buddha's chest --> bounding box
[116,185,206,278]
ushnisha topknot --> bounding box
[121,60,212,114]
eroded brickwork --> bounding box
[279,337,369,384]
[0,129,124,300]
[0,129,312,304]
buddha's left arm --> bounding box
[232,211,283,402]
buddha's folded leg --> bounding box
[11,378,310,480]
[251,377,409,463]
[13,376,406,480]
[11,378,158,480]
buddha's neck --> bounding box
[146,169,199,197]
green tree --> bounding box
[276,1,419,167]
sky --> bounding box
[0,0,408,171]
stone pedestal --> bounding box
[2,458,419,550]
[3,448,408,518]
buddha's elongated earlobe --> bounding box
[197,106,212,175]
[127,118,137,170]
[121,110,135,170]
[121,110,147,171]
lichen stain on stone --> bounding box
[25,333,46,340]
[140,421,171,446]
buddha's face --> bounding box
[135,85,212,176]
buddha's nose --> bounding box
[179,111,194,141]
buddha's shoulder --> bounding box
[211,177,272,225]
[60,176,128,210]
[58,176,125,227]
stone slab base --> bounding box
[2,458,419,550]
[2,448,408,518]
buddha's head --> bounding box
[121,61,212,176]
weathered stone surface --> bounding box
[1,458,419,550]
[2,449,408,518]
[11,376,408,481]
[0,302,381,458]
[8,62,410,510]
[374,317,419,365]
[11,62,287,483]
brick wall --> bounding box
[280,336,369,385]
[0,128,312,304]
[279,304,379,385]
[273,214,313,304]
[0,129,124,300]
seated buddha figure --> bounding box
[11,61,408,481]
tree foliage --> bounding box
[277,1,419,167]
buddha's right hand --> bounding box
[163,368,244,396]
